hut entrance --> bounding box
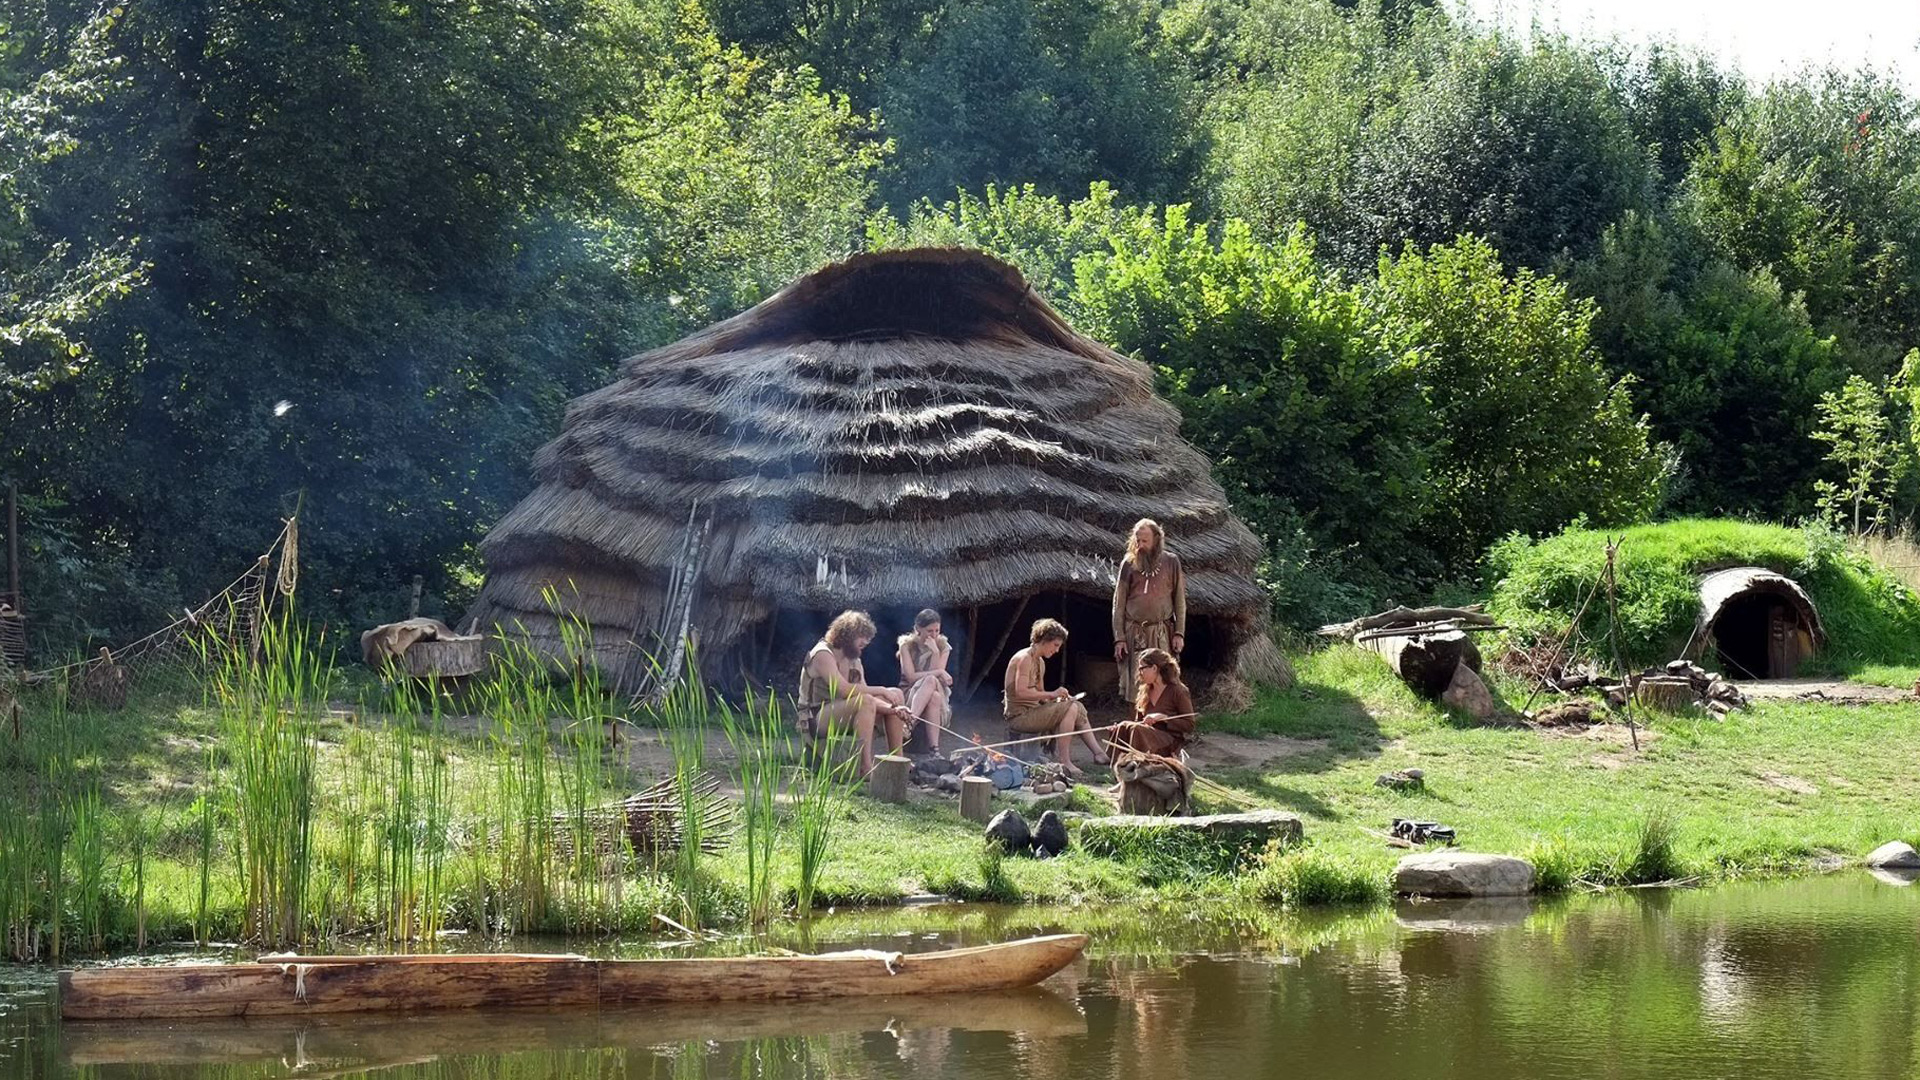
[1693,568,1822,680]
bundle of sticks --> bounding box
[549,775,735,859]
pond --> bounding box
[3,874,1917,1079]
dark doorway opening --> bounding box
[1710,592,1810,679]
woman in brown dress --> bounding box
[1112,518,1186,701]
[1110,648,1195,757]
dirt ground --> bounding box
[1736,678,1917,705]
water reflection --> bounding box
[6,875,1919,1079]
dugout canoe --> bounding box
[59,934,1089,1019]
[62,987,1089,1066]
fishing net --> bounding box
[14,519,296,690]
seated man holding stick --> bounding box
[797,610,915,775]
[1003,618,1109,778]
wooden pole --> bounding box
[959,776,994,823]
[959,606,978,691]
[868,754,910,804]
[408,575,424,619]
[1603,539,1640,752]
[6,481,19,613]
[963,595,1028,702]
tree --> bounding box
[1811,374,1906,534]
[1571,211,1845,518]
[1679,69,1920,376]
[1368,236,1665,569]
[0,8,144,404]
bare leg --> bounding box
[1072,704,1108,763]
[1051,711,1083,777]
[852,696,879,775]
[908,680,941,749]
[883,707,906,756]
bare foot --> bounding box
[1060,761,1086,780]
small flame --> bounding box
[968,733,1008,765]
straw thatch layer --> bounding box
[469,248,1285,698]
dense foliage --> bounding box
[4,0,1919,652]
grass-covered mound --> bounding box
[1486,519,1920,671]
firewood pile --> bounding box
[1548,659,1747,718]
[549,775,735,859]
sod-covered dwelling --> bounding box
[466,248,1287,707]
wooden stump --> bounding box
[868,755,910,804]
[959,776,994,823]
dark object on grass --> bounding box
[1375,769,1425,791]
[1530,700,1605,727]
[1034,811,1070,857]
[985,809,1032,855]
[1389,818,1456,846]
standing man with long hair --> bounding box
[1112,518,1186,701]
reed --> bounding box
[208,607,328,947]
[789,717,856,917]
[653,648,712,929]
[720,686,785,926]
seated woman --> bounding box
[897,608,953,754]
[1109,647,1196,758]
[796,610,913,774]
[1003,618,1110,778]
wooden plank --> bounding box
[60,936,1089,1019]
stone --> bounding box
[1394,851,1535,897]
[1375,770,1424,791]
[1439,663,1498,721]
[934,774,962,794]
[1035,811,1070,856]
[915,755,958,776]
[985,809,1032,854]
[1078,809,1304,851]
[1866,840,1920,870]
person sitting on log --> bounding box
[1003,618,1109,778]
[896,608,953,754]
[797,610,913,774]
[1112,518,1186,701]
[1109,647,1195,758]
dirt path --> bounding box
[1736,678,1916,705]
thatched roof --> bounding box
[468,247,1283,697]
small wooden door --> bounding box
[1767,604,1800,678]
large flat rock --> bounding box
[1394,852,1535,897]
[1078,809,1303,847]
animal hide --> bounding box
[1114,751,1193,816]
[360,618,456,668]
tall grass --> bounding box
[721,687,786,926]
[790,723,855,917]
[654,649,712,929]
[208,608,328,947]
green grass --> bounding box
[1219,644,1920,889]
[6,633,1920,957]
[1485,517,1920,670]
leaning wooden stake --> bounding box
[959,776,994,823]
[868,755,909,804]
[1603,539,1640,752]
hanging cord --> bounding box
[276,516,299,597]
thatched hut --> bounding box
[467,248,1287,706]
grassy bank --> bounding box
[1486,518,1920,671]
[4,633,1918,959]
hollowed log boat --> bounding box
[59,934,1089,1020]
